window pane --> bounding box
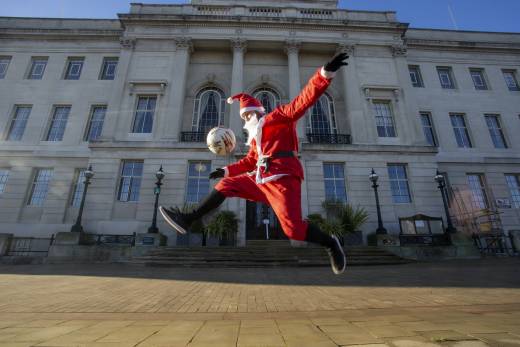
[0,169,9,194]
[117,161,143,202]
[198,91,220,133]
[322,163,347,203]
[100,58,118,80]
[7,106,32,141]
[65,59,84,80]
[85,106,107,141]
[132,96,156,133]
[467,174,489,209]
[70,169,86,207]
[28,59,47,79]
[485,114,507,148]
[28,169,53,206]
[0,57,11,79]
[505,175,520,208]
[186,161,211,204]
[503,70,520,91]
[437,67,454,89]
[470,69,487,90]
[450,114,472,148]
[46,106,70,141]
[387,164,411,203]
[373,102,396,137]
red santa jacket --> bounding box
[224,68,334,184]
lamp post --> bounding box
[148,165,165,234]
[434,170,457,234]
[369,168,387,234]
[71,165,94,233]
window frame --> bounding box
[99,57,118,80]
[117,160,143,202]
[252,87,281,114]
[27,168,53,206]
[307,92,337,135]
[469,68,488,90]
[373,100,397,138]
[27,57,48,80]
[449,113,472,148]
[322,162,347,203]
[437,66,456,89]
[64,57,84,80]
[502,69,520,91]
[484,114,508,149]
[505,174,520,208]
[185,161,212,204]
[408,65,424,88]
[387,163,412,204]
[6,105,32,141]
[0,56,11,79]
[466,173,489,210]
[45,105,71,142]
[419,111,438,147]
[0,169,9,194]
[84,105,107,141]
[192,87,225,133]
[70,169,86,207]
[131,95,157,134]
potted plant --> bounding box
[206,210,239,246]
[341,204,369,245]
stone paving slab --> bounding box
[0,259,518,346]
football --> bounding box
[206,126,236,156]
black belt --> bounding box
[257,151,298,173]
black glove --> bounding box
[324,53,349,72]
[209,168,225,180]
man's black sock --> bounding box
[185,189,226,223]
[305,223,335,249]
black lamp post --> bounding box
[434,170,457,234]
[71,165,94,233]
[369,168,387,235]
[148,165,165,234]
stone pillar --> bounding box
[100,38,135,141]
[391,44,423,145]
[165,37,193,141]
[337,43,369,144]
[229,38,247,138]
[285,40,305,142]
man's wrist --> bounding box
[320,67,336,79]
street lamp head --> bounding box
[156,165,165,180]
[434,170,444,184]
[369,168,379,183]
[84,165,94,179]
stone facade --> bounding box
[0,0,519,245]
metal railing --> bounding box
[399,234,451,246]
[181,131,206,143]
[306,133,352,144]
[472,233,517,256]
[7,236,54,256]
[83,233,136,246]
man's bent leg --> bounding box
[215,175,268,203]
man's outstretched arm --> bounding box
[278,53,348,121]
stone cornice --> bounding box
[406,38,520,53]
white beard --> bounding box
[243,115,259,145]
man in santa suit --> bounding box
[160,53,349,274]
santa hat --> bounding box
[227,93,265,117]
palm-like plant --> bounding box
[206,210,239,245]
[315,200,369,243]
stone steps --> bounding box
[130,242,410,268]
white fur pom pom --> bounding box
[227,97,234,104]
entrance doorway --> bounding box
[245,201,287,240]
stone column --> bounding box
[229,38,246,139]
[100,38,136,141]
[391,44,422,145]
[337,43,370,144]
[165,37,193,141]
[285,40,305,142]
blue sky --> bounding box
[2,0,519,33]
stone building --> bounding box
[0,0,519,246]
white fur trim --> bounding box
[258,174,288,184]
[223,166,229,177]
[240,106,265,115]
[227,97,234,104]
[321,67,336,79]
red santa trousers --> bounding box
[214,174,308,241]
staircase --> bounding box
[130,240,410,268]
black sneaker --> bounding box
[159,206,190,234]
[327,235,346,275]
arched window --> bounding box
[307,93,337,135]
[192,87,225,133]
[252,87,280,114]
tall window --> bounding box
[408,65,424,87]
[485,114,507,149]
[7,106,31,141]
[253,87,280,113]
[27,57,48,80]
[192,88,225,133]
[84,105,107,141]
[388,164,411,203]
[437,66,456,89]
[117,161,143,202]
[323,163,347,203]
[469,68,488,90]
[46,106,70,141]
[420,112,437,146]
[186,161,211,204]
[505,175,520,208]
[70,169,86,207]
[308,93,336,135]
[132,96,156,133]
[373,101,396,137]
[0,56,11,79]
[467,174,489,210]
[28,169,53,206]
[502,69,520,91]
[99,57,118,80]
[0,169,9,194]
[450,114,472,148]
[64,57,84,80]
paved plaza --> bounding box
[0,258,519,346]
